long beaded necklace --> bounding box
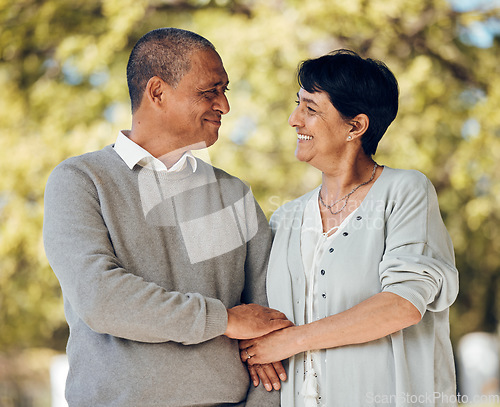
[318,162,378,215]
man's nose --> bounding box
[214,93,230,115]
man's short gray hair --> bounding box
[127,28,216,113]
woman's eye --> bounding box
[295,99,315,113]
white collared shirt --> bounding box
[113,131,197,173]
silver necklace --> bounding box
[319,162,378,215]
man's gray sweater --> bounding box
[43,145,277,406]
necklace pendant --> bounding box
[319,162,378,215]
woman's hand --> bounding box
[247,362,287,391]
[241,293,421,366]
[240,327,298,365]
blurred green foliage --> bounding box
[1,0,499,351]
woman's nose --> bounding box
[288,106,302,127]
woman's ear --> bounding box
[348,114,369,140]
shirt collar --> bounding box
[113,131,197,173]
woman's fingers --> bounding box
[240,347,253,363]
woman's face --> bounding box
[289,88,352,170]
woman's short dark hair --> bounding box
[297,49,399,156]
[127,28,215,113]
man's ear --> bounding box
[144,76,166,106]
[348,113,369,140]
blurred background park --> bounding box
[1,0,500,405]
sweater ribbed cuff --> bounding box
[204,298,229,340]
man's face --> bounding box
[162,49,230,151]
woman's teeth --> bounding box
[297,134,313,141]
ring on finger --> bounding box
[245,349,252,360]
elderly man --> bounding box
[43,28,290,406]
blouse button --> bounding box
[322,293,327,298]
[329,247,334,253]
[356,215,362,221]
[343,232,348,236]
[320,269,326,275]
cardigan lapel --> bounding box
[286,190,316,326]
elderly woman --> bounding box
[240,50,459,406]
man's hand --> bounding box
[248,362,287,391]
[224,303,293,339]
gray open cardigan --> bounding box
[267,166,459,407]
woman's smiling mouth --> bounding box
[297,133,313,141]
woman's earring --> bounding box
[347,136,352,141]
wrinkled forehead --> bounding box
[188,49,229,87]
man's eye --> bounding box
[307,106,316,113]
[203,88,227,99]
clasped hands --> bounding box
[225,303,294,391]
